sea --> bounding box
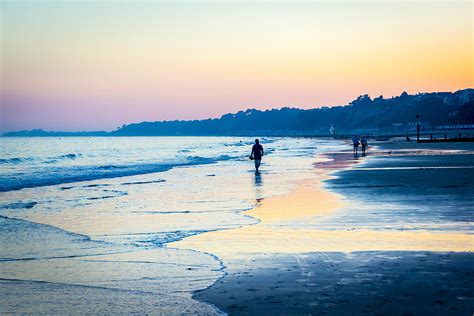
[0,136,344,314]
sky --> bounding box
[1,0,473,132]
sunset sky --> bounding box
[1,0,473,132]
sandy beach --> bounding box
[172,140,474,315]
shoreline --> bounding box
[170,140,474,315]
[171,142,473,256]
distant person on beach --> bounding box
[361,136,368,155]
[250,139,264,171]
[352,135,360,154]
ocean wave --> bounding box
[0,153,81,165]
[97,230,211,248]
[121,179,166,185]
[224,141,254,147]
[137,230,210,247]
[0,201,37,210]
[0,157,34,164]
[0,155,237,192]
[224,138,275,147]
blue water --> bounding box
[0,136,343,313]
[0,137,264,191]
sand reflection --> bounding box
[247,179,342,223]
[254,171,263,187]
[172,178,473,259]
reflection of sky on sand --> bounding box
[247,179,342,224]
[172,226,472,259]
[170,187,474,259]
[172,151,474,259]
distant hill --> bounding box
[112,88,474,136]
[4,89,473,137]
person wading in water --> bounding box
[250,139,264,172]
[352,135,360,155]
[361,136,368,155]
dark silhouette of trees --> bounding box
[4,89,473,136]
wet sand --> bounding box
[171,141,474,315]
[194,252,473,315]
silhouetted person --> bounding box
[361,136,368,155]
[250,139,264,171]
[352,135,360,154]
